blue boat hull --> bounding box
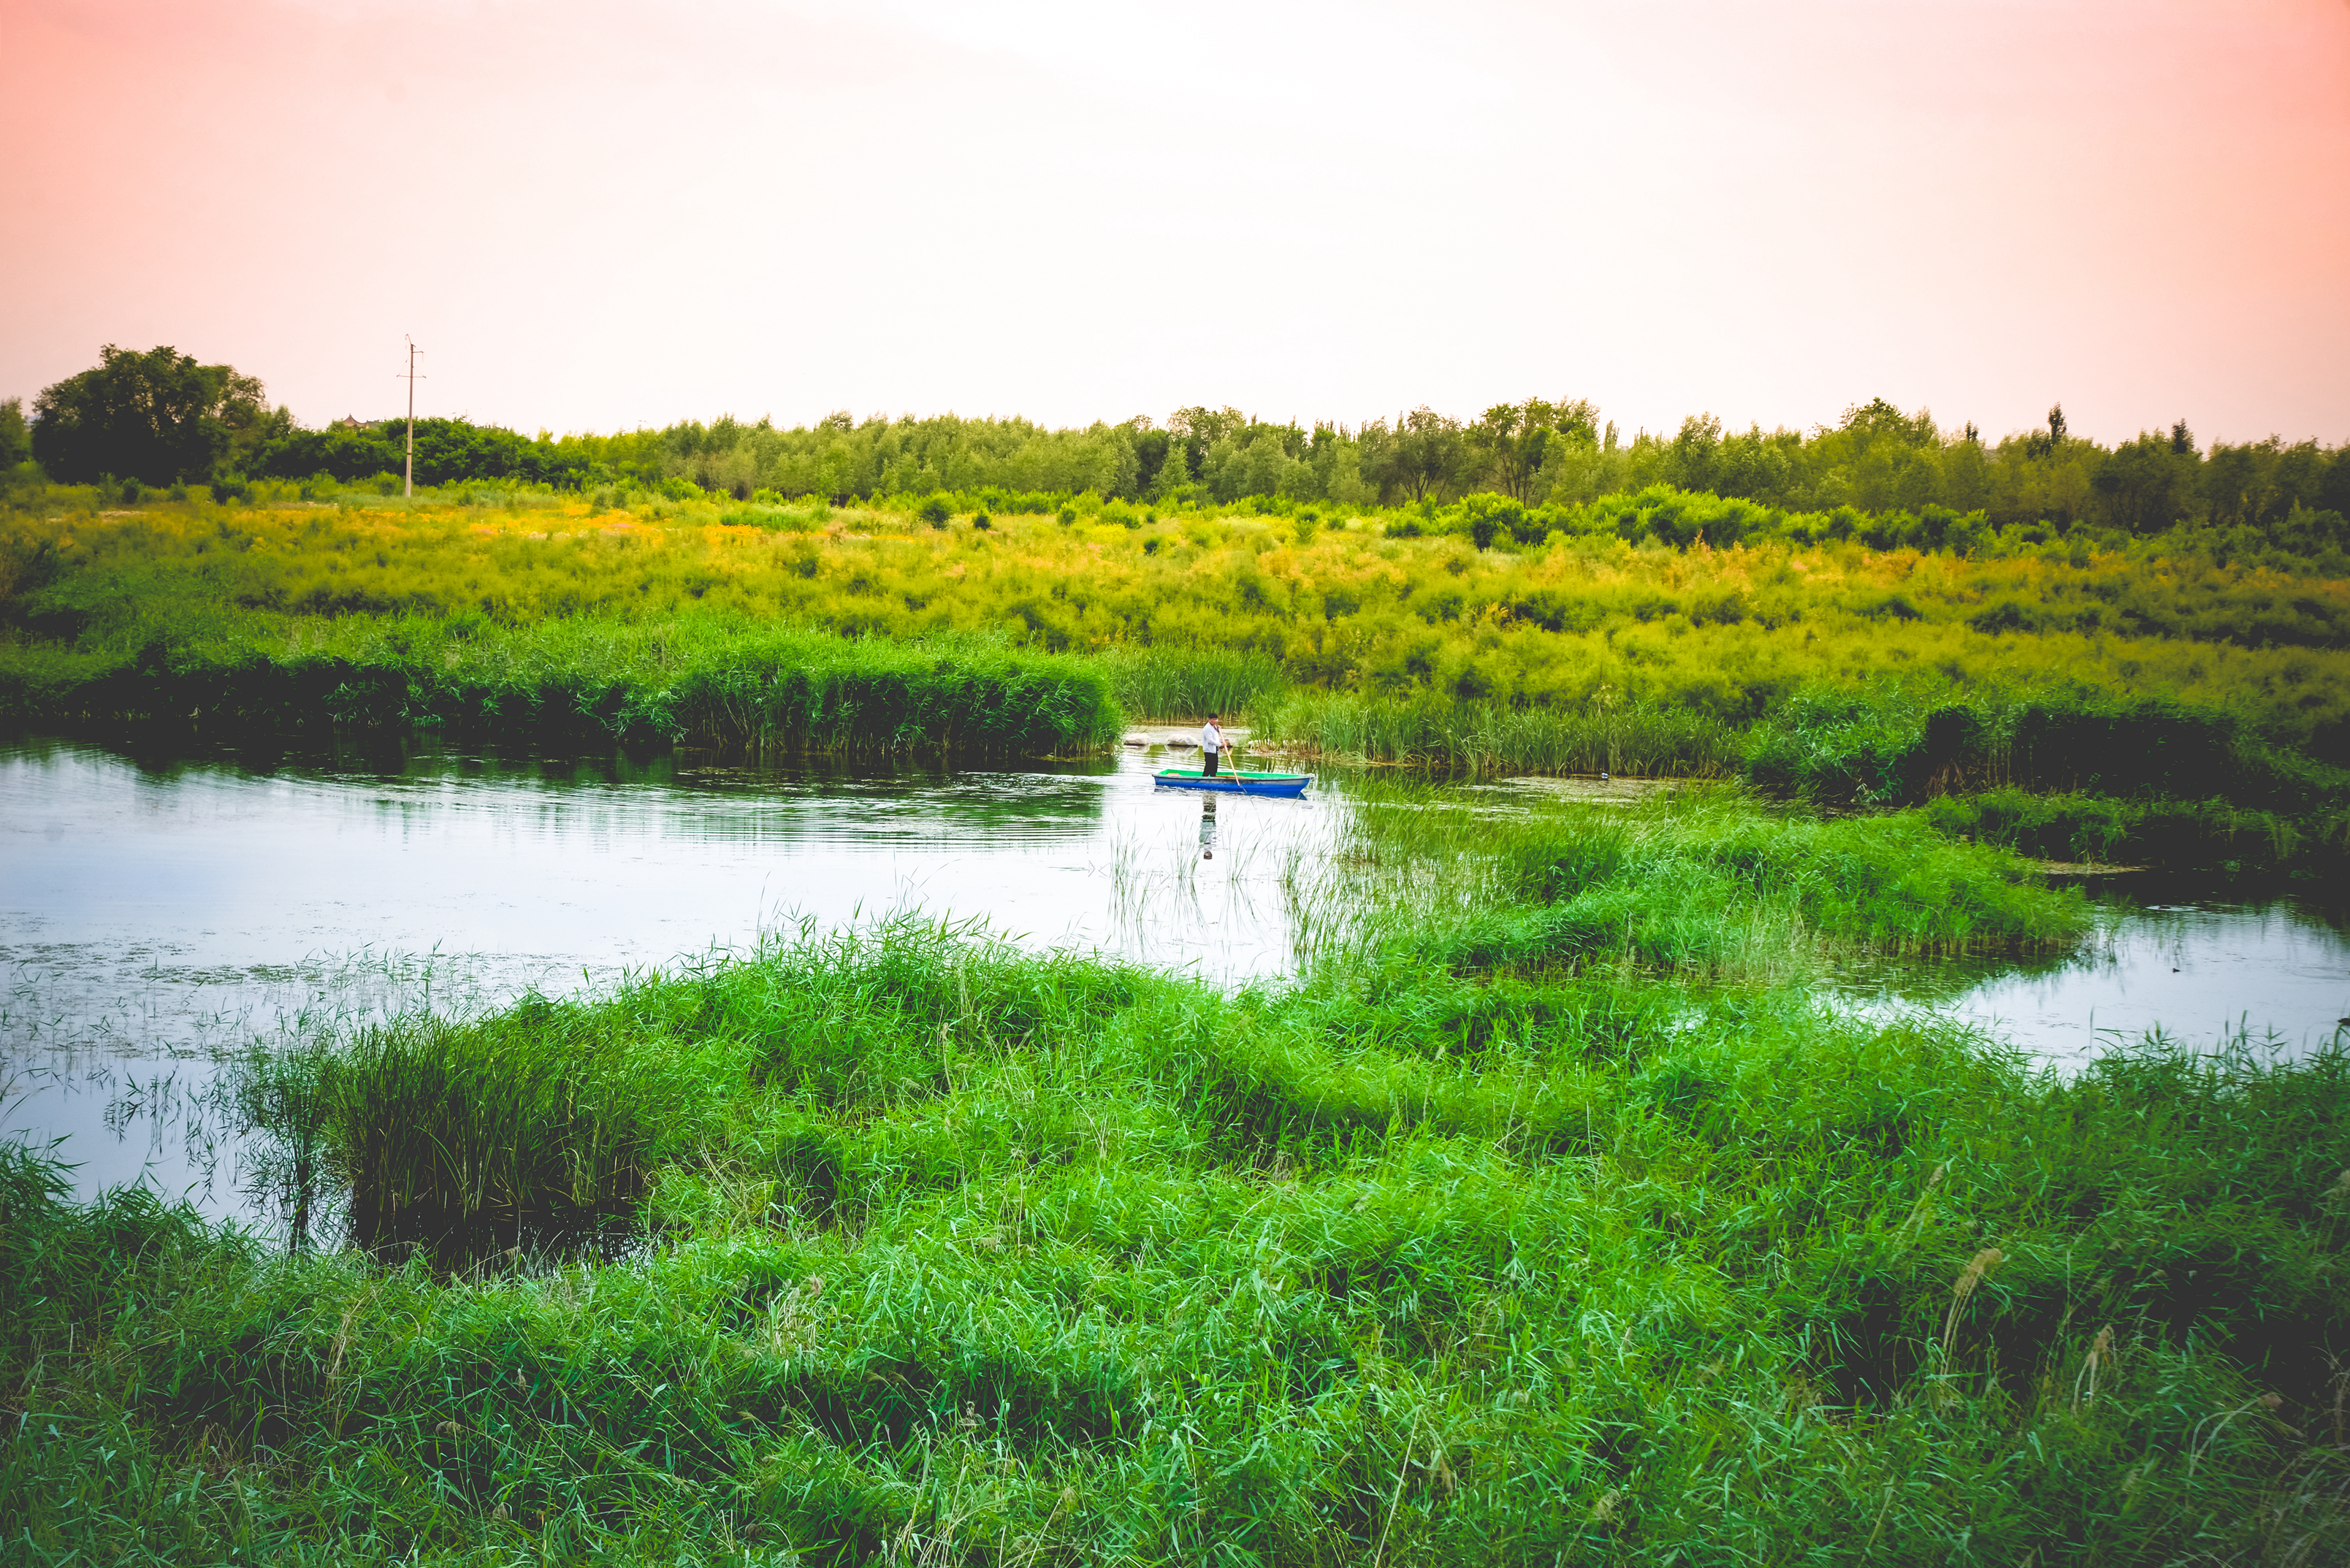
[1153,769,1312,798]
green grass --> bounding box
[14,793,2343,1564]
[235,998,732,1255]
[1920,787,2350,877]
[1,481,2342,1559]
[1414,802,2086,976]
[1742,686,2350,810]
[1256,691,1738,777]
[0,615,1124,758]
[1096,643,1289,723]
[9,960,2347,1563]
[8,490,2350,761]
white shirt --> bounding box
[1199,722,1222,754]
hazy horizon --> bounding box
[5,0,2347,447]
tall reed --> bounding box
[1259,689,1739,776]
[1095,643,1289,722]
[238,997,725,1246]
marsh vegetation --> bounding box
[7,771,2349,1563]
[4,385,2349,1561]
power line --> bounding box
[396,337,427,497]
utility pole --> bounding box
[397,337,426,497]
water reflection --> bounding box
[1,734,1339,1219]
[1842,879,2350,1068]
[7,735,2349,1231]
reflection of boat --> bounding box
[1153,768,1313,798]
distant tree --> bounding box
[1663,413,1725,497]
[1372,407,1468,502]
[2018,403,2069,462]
[2323,445,2350,518]
[1134,428,1173,493]
[1306,422,1374,506]
[2093,431,2199,534]
[1790,399,1944,514]
[1153,435,1191,497]
[0,397,31,470]
[1202,428,1309,503]
[2204,437,2339,532]
[1470,398,1597,502]
[1709,423,1800,504]
[1942,430,1992,513]
[1167,406,1244,494]
[31,345,269,484]
[1837,397,1940,450]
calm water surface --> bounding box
[1,735,1340,1217]
[5,736,2346,1220]
[1839,881,2350,1069]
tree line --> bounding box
[10,345,2348,540]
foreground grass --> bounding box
[12,795,2344,1564]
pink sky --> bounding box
[4,0,2346,445]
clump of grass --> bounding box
[1737,685,2350,876]
[1259,689,1738,776]
[1747,686,2350,811]
[1096,642,1289,722]
[233,990,732,1252]
[1312,785,2088,978]
[1920,785,2350,879]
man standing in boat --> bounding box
[1200,714,1226,778]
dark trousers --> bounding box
[1203,749,1219,777]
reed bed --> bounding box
[1,616,1123,759]
[1744,686,2350,811]
[1257,690,1739,777]
[1309,784,2088,979]
[1095,643,1289,722]
[8,494,2349,764]
[1920,786,2350,877]
[238,1005,727,1251]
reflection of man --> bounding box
[1199,795,1218,860]
[1200,714,1225,778]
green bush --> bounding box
[1744,687,2350,815]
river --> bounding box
[5,735,2346,1224]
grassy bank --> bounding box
[1921,789,2350,879]
[24,795,2346,1564]
[1736,687,2350,883]
[0,616,1121,757]
[4,487,2347,758]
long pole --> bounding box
[403,337,419,497]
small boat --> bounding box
[1153,767,1313,798]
